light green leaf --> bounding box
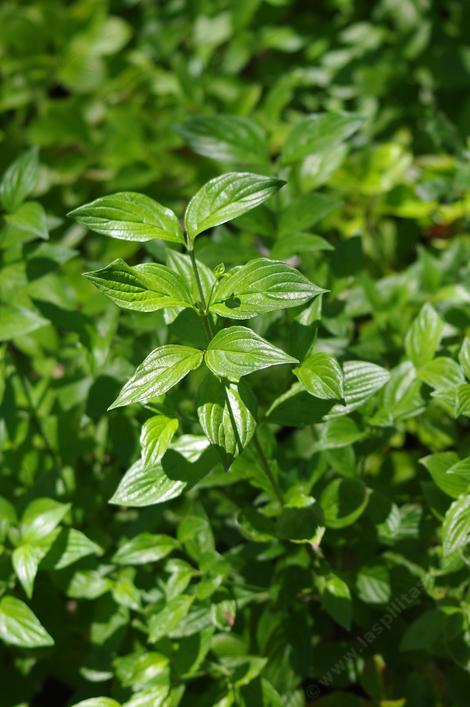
[21,498,70,544]
[0,148,39,212]
[113,533,179,565]
[12,544,45,598]
[294,353,343,400]
[184,172,284,243]
[197,376,257,456]
[0,596,54,648]
[459,337,470,380]
[0,305,48,342]
[321,478,369,529]
[405,303,444,367]
[68,192,184,244]
[109,345,203,409]
[278,193,341,237]
[84,259,192,312]
[42,528,102,570]
[328,361,390,416]
[281,111,363,164]
[356,564,391,604]
[442,494,470,556]
[210,258,324,320]
[205,326,297,381]
[148,596,194,643]
[420,453,470,499]
[418,357,464,390]
[110,447,219,507]
[271,233,333,259]
[140,415,179,466]
[319,574,352,630]
[4,201,49,241]
[176,115,269,165]
[455,383,470,417]
[166,250,216,309]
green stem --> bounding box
[253,431,284,506]
[188,243,280,499]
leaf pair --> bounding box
[85,256,324,321]
[69,172,284,248]
[110,326,297,409]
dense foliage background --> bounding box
[2,1,470,705]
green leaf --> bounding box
[12,544,45,599]
[417,357,464,390]
[0,148,39,212]
[442,494,470,556]
[455,383,470,417]
[176,115,269,164]
[84,259,193,312]
[166,250,216,309]
[420,453,470,499]
[321,478,369,529]
[271,233,333,259]
[0,596,54,648]
[109,345,203,409]
[205,326,297,381]
[148,596,194,643]
[113,533,179,565]
[329,361,390,416]
[197,376,257,456]
[356,565,391,604]
[405,303,444,367]
[281,111,363,164]
[278,193,341,237]
[4,201,49,241]
[68,192,184,244]
[210,258,324,320]
[459,337,470,380]
[110,447,219,507]
[294,353,343,400]
[0,305,47,342]
[319,575,352,630]
[42,528,101,570]
[20,498,70,544]
[140,415,179,466]
[400,609,449,653]
[184,173,284,243]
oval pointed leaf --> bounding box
[328,361,390,416]
[84,259,192,312]
[12,544,44,599]
[140,415,179,466]
[110,345,203,409]
[321,478,369,529]
[184,173,284,243]
[197,376,257,456]
[281,111,363,164]
[112,533,179,565]
[210,258,324,319]
[0,148,39,213]
[405,303,444,367]
[176,115,269,164]
[0,596,54,648]
[68,192,184,244]
[294,352,344,400]
[442,494,470,556]
[205,326,297,381]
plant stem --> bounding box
[253,431,284,506]
[188,243,281,502]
